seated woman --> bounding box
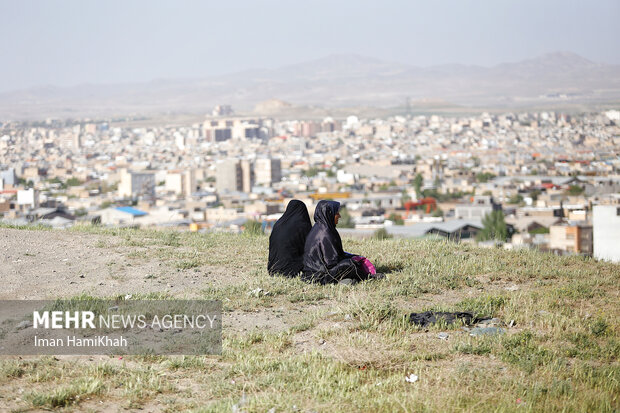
[268,200,312,277]
[302,200,382,284]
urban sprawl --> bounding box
[1,107,619,262]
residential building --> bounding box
[99,206,148,226]
[165,170,196,198]
[17,189,39,209]
[255,158,281,186]
[454,195,498,219]
[118,169,156,199]
[549,223,593,256]
[216,161,242,193]
[240,160,254,193]
[0,168,17,187]
[593,205,620,262]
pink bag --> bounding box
[351,255,377,275]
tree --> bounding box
[476,210,508,242]
[66,177,83,186]
[508,194,524,205]
[100,201,114,209]
[338,207,355,228]
[433,176,441,190]
[475,172,496,183]
[401,189,411,202]
[303,167,320,177]
[528,226,550,235]
[388,213,404,225]
[47,177,67,189]
[413,173,424,197]
[565,185,584,196]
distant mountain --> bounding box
[1,52,619,119]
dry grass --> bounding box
[0,225,618,412]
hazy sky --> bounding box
[1,0,618,92]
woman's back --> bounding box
[268,200,312,277]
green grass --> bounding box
[25,378,104,408]
[0,225,618,412]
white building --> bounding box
[604,110,620,121]
[255,158,281,186]
[17,188,39,208]
[337,169,356,185]
[165,170,196,197]
[455,196,496,220]
[0,168,17,187]
[592,205,620,262]
[174,132,185,150]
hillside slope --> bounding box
[0,226,618,412]
[2,52,619,118]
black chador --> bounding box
[268,200,312,277]
[302,200,362,284]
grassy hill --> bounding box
[0,225,618,412]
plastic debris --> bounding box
[437,332,449,340]
[476,318,506,327]
[405,373,419,383]
[469,327,506,336]
[248,288,270,297]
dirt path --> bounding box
[0,228,326,334]
[1,228,210,299]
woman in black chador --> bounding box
[302,200,381,284]
[268,200,312,277]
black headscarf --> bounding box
[302,200,349,283]
[268,200,312,277]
